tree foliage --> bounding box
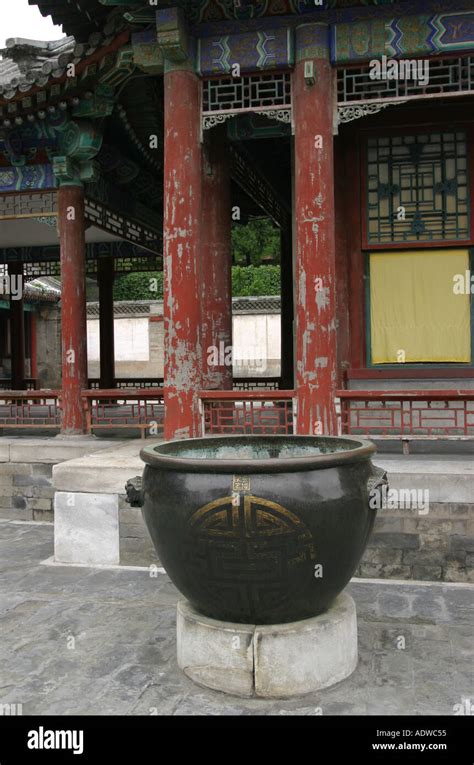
[231,265,280,296]
[114,265,281,301]
[114,272,164,301]
[231,218,280,266]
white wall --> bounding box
[87,318,150,362]
[87,313,281,377]
[232,314,280,375]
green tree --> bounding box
[231,218,280,266]
[114,265,280,301]
[114,272,163,301]
[231,265,280,296]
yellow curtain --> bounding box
[370,249,471,363]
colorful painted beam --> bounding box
[0,165,56,192]
[332,10,474,63]
[196,10,474,72]
[197,27,294,75]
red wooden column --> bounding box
[201,129,233,390]
[280,214,294,390]
[293,24,338,435]
[163,66,203,440]
[98,256,115,389]
[58,185,88,434]
[8,261,25,390]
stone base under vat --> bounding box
[177,592,358,698]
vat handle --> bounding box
[367,465,388,504]
[125,476,143,508]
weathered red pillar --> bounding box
[98,256,115,389]
[280,214,294,390]
[293,24,337,435]
[201,129,233,390]
[8,261,25,390]
[58,185,88,434]
[163,67,203,439]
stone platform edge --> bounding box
[0,436,122,465]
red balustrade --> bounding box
[0,391,61,429]
[337,390,474,441]
[88,377,282,391]
[82,389,165,439]
[199,390,296,436]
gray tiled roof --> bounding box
[0,276,60,303]
[24,278,61,302]
[0,19,125,99]
[0,36,75,93]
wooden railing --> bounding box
[0,391,61,429]
[82,389,164,439]
[0,389,164,438]
[337,389,474,453]
[89,377,283,391]
[1,387,286,438]
[199,390,296,436]
[3,388,473,447]
[88,378,164,390]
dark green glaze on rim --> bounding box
[140,434,376,473]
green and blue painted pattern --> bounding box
[333,10,474,63]
[0,165,56,192]
[197,10,474,71]
[198,26,294,74]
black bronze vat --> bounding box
[127,435,386,625]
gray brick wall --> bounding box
[0,463,54,522]
[358,503,474,583]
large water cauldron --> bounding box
[127,435,386,625]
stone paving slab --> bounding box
[0,521,472,716]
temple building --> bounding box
[0,0,473,449]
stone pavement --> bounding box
[0,520,472,716]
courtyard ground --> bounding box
[0,520,472,716]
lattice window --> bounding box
[366,132,470,245]
[23,261,60,278]
[112,256,162,275]
[202,72,292,129]
[338,56,474,106]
